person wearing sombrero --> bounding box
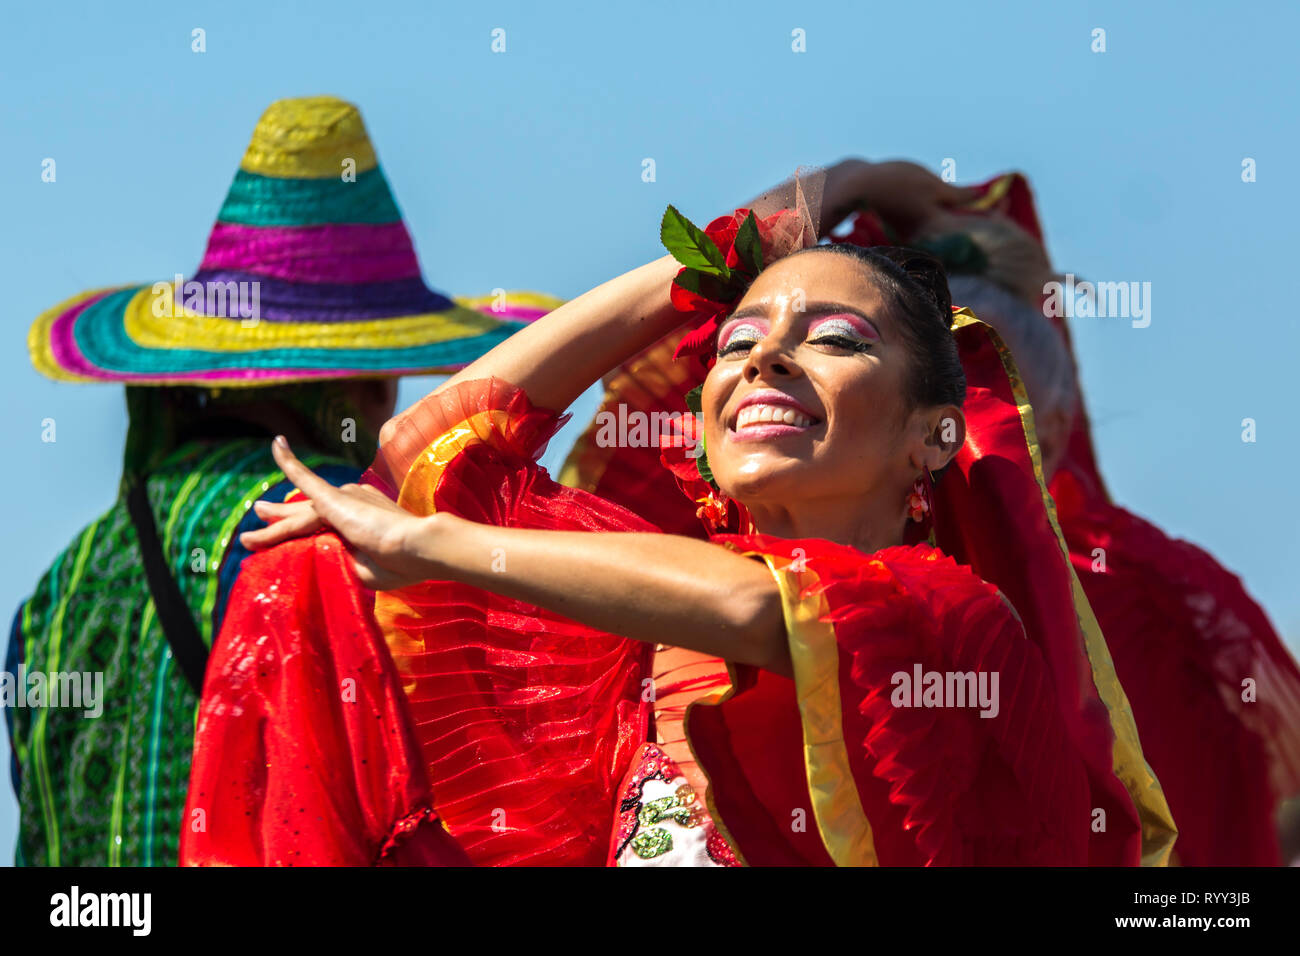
[5,96,554,866]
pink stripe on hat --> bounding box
[48,291,116,379]
[199,222,422,283]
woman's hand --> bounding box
[864,160,977,227]
[242,498,325,549]
[821,158,977,238]
[242,438,791,673]
[240,436,441,591]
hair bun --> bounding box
[872,247,953,324]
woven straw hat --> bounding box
[28,96,557,386]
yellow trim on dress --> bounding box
[951,309,1178,866]
[963,173,1015,212]
[683,546,879,867]
[763,555,879,867]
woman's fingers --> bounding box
[936,180,978,204]
[252,499,312,523]
[242,498,324,548]
[271,436,342,503]
[238,447,415,554]
[269,436,364,533]
[265,437,427,563]
[240,505,325,550]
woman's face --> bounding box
[702,251,949,526]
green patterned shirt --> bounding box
[7,439,354,866]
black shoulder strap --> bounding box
[125,481,208,695]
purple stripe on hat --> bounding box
[199,222,421,283]
[187,270,456,321]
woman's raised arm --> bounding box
[393,159,969,425]
[262,437,792,676]
[434,255,683,415]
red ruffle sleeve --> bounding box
[689,536,1097,866]
[371,378,658,866]
[180,533,468,866]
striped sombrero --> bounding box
[28,96,559,386]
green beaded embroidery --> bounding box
[629,789,703,859]
[638,795,696,828]
[630,827,673,859]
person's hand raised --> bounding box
[239,436,440,591]
[823,159,977,239]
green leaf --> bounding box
[732,210,764,276]
[684,385,716,487]
[673,267,745,304]
[695,434,714,487]
[685,384,704,415]
[661,205,730,278]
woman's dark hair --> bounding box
[789,243,966,409]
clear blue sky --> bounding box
[3,0,1297,861]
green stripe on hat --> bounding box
[217,167,401,227]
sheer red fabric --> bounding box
[184,365,1165,865]
[1053,469,1300,865]
[180,534,468,866]
[182,276,1189,867]
[931,317,1156,863]
[952,171,1300,865]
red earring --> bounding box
[906,473,932,524]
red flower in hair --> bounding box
[661,204,813,361]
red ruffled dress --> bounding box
[1037,267,1300,865]
[183,312,1174,865]
[970,171,1300,866]
[371,374,1112,865]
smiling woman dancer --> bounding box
[181,169,1173,867]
